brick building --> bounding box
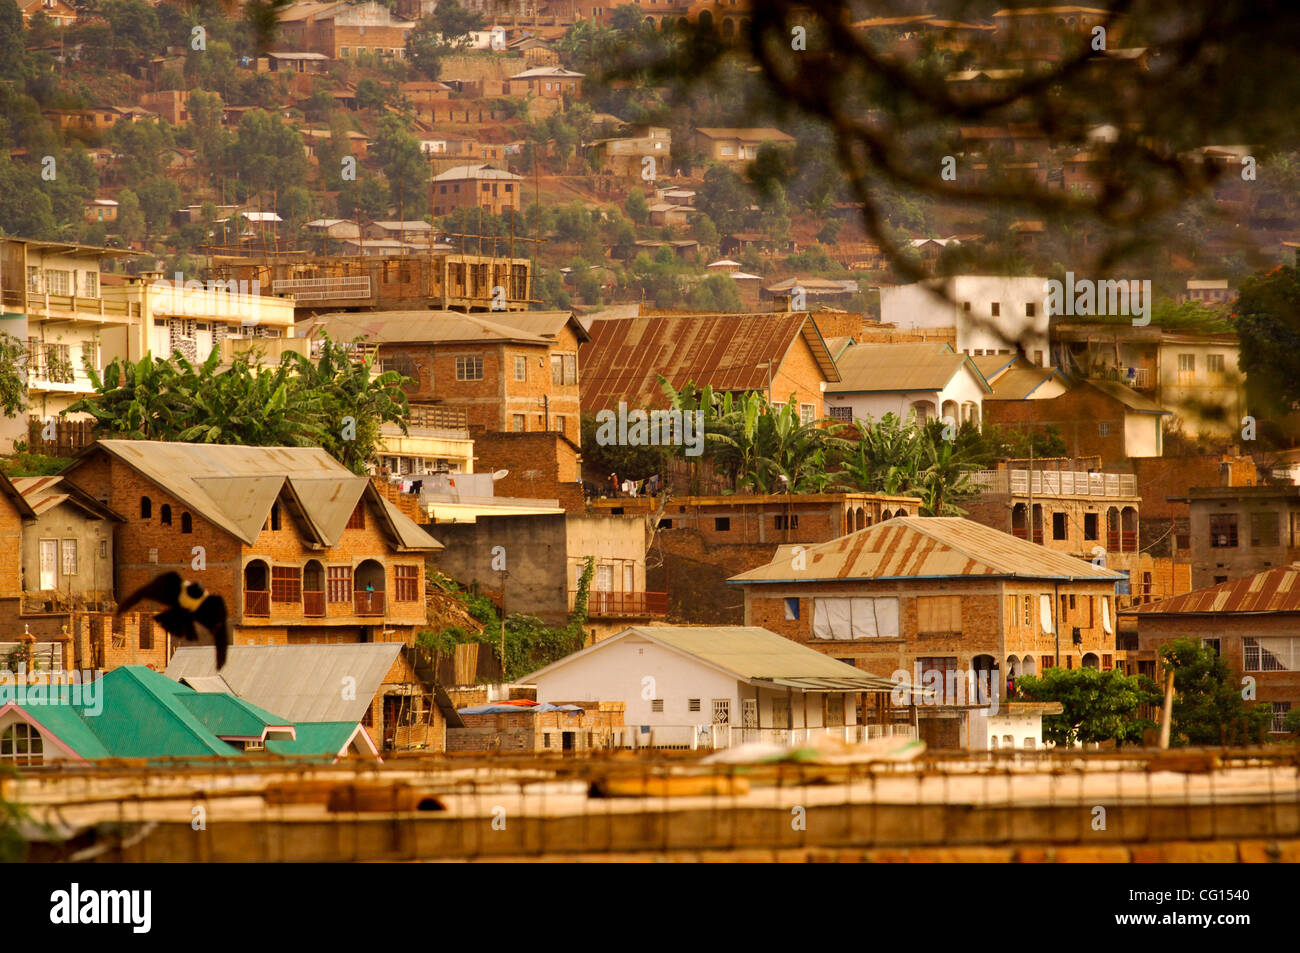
[1171,485,1300,589]
[431,164,523,217]
[305,310,587,445]
[60,440,443,650]
[275,1,415,59]
[983,378,1169,463]
[730,517,1125,692]
[693,127,796,164]
[472,430,585,511]
[589,492,920,624]
[580,311,840,420]
[447,700,625,753]
[1124,566,1300,736]
[506,65,584,98]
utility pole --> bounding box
[1158,665,1175,749]
[498,567,508,686]
[1027,442,1034,543]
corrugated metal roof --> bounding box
[305,310,551,346]
[165,643,404,723]
[1129,565,1300,615]
[1085,379,1171,414]
[828,342,993,394]
[730,517,1123,584]
[580,312,837,410]
[987,366,1061,400]
[478,310,590,343]
[75,441,440,550]
[9,474,121,520]
[527,625,900,692]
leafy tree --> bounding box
[0,332,26,419]
[1234,265,1300,418]
[688,273,743,311]
[1016,667,1158,747]
[430,0,484,46]
[405,17,451,81]
[243,0,293,57]
[0,0,24,80]
[625,189,649,225]
[1160,638,1274,745]
[228,109,307,200]
[100,0,164,68]
[136,178,181,235]
[372,115,431,219]
[0,160,57,238]
[115,189,146,244]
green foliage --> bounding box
[0,765,29,862]
[625,189,649,224]
[1160,638,1274,745]
[1016,667,1158,747]
[0,332,26,418]
[0,451,75,477]
[66,338,410,473]
[1235,265,1300,417]
[832,414,981,515]
[688,273,744,311]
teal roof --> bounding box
[266,722,362,759]
[6,667,302,762]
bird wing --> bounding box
[117,572,183,615]
[194,595,231,670]
[153,607,197,641]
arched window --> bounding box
[160,504,172,526]
[181,512,192,534]
[1,723,43,765]
[140,497,152,519]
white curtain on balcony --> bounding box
[813,597,899,640]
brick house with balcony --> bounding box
[1124,565,1300,737]
[304,309,587,445]
[431,164,523,217]
[589,492,921,625]
[730,517,1126,715]
[60,440,443,650]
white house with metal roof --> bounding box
[825,341,992,428]
[524,625,912,749]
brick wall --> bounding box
[985,386,1133,463]
[471,431,585,510]
[0,492,22,599]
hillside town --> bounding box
[0,0,1298,877]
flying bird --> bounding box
[117,572,231,668]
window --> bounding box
[651,699,664,713]
[1271,702,1292,733]
[991,302,1000,316]
[1207,353,1225,375]
[556,416,565,433]
[1244,637,1300,672]
[828,406,853,422]
[327,566,353,602]
[714,517,730,531]
[1210,514,1238,548]
[512,414,525,432]
[514,355,526,381]
[917,657,958,687]
[1052,512,1067,540]
[394,565,419,602]
[140,496,152,519]
[1177,353,1195,385]
[1250,512,1279,547]
[563,354,577,384]
[140,622,153,650]
[688,699,701,713]
[1026,303,1036,317]
[1098,421,1112,437]
[181,512,192,534]
[711,699,731,724]
[800,404,815,425]
[784,597,800,620]
[917,595,962,635]
[1041,655,1055,670]
[44,269,72,295]
[455,355,483,380]
[346,502,365,530]
[0,724,42,765]
[60,539,77,576]
[551,354,563,385]
[1201,638,1221,657]
[812,597,900,639]
[270,503,280,531]
[1084,513,1098,540]
[160,504,171,526]
[1022,595,1031,626]
[774,514,799,529]
[271,566,302,603]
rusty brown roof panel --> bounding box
[580,312,833,410]
[1130,565,1300,615]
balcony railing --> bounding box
[245,590,270,617]
[1010,527,1044,544]
[573,590,668,617]
[271,276,372,302]
[972,469,1137,498]
[1106,530,1139,552]
[610,723,918,750]
[355,590,385,616]
[303,590,325,618]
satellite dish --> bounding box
[492,469,509,481]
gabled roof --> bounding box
[65,440,441,550]
[695,127,796,143]
[8,475,124,521]
[0,472,38,519]
[1083,379,1171,414]
[166,643,405,723]
[432,163,522,182]
[969,353,1021,381]
[828,342,992,395]
[305,310,552,346]
[729,517,1123,584]
[984,364,1064,400]
[580,311,839,410]
[509,66,584,79]
[1127,565,1300,616]
[524,626,900,692]
[472,309,590,344]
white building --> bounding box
[880,275,1052,366]
[825,341,992,428]
[525,625,906,749]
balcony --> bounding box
[245,590,270,617]
[972,469,1137,498]
[355,590,386,616]
[1106,531,1139,552]
[271,275,372,303]
[610,723,918,750]
[1010,527,1044,544]
[573,590,668,618]
[303,590,325,618]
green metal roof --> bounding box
[266,722,361,759]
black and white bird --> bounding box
[116,572,231,669]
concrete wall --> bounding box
[20,501,115,601]
[881,276,1051,363]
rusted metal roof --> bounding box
[305,311,551,346]
[1128,565,1300,615]
[580,312,838,411]
[9,474,122,521]
[729,517,1122,584]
